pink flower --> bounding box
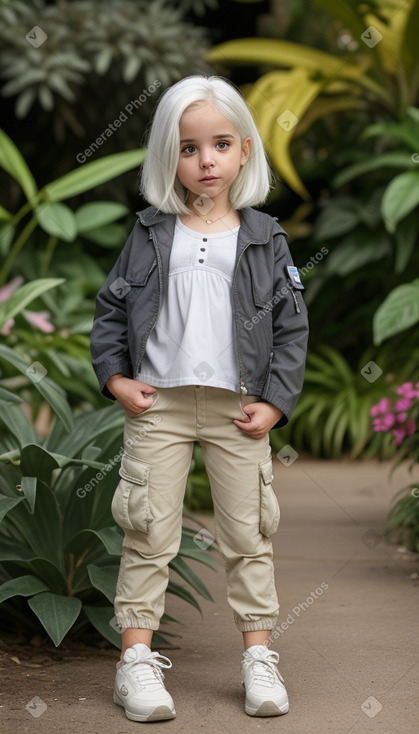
[395,398,412,412]
[23,310,55,333]
[0,318,15,336]
[393,427,407,445]
[373,414,395,431]
[370,397,390,416]
[396,382,419,399]
[0,276,24,303]
[397,412,408,423]
[392,420,416,445]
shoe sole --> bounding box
[245,700,289,717]
[114,692,176,722]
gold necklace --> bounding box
[194,203,232,225]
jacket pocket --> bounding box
[258,454,280,537]
[125,258,157,289]
[111,454,153,533]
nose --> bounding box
[199,147,214,168]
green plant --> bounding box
[184,444,212,512]
[0,347,218,648]
[0,128,144,286]
[207,0,419,198]
[0,128,146,407]
[385,490,419,552]
[0,0,209,120]
[269,343,419,459]
[370,382,419,552]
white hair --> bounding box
[140,75,274,214]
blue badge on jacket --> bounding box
[287,266,304,289]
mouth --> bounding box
[199,176,218,182]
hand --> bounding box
[234,401,283,440]
[106,374,156,415]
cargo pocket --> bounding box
[258,454,280,537]
[111,453,154,533]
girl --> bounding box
[90,74,308,723]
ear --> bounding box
[240,136,252,166]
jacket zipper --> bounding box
[265,350,274,389]
[232,242,253,394]
[291,288,301,313]
[135,230,162,374]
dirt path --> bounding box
[1,459,418,733]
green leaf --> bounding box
[36,203,77,242]
[362,120,419,152]
[20,445,59,486]
[325,230,390,276]
[0,387,23,404]
[314,0,366,39]
[74,202,129,232]
[0,575,49,604]
[0,205,12,221]
[169,555,214,601]
[28,592,82,646]
[65,527,123,557]
[0,278,65,328]
[83,605,121,648]
[80,223,127,247]
[373,279,419,345]
[0,128,38,202]
[333,152,416,189]
[0,402,38,446]
[166,580,202,612]
[87,564,118,603]
[43,150,146,203]
[0,344,73,432]
[21,476,37,514]
[313,197,363,241]
[0,496,23,522]
[394,213,418,274]
[381,171,419,233]
[4,482,63,568]
[0,222,15,257]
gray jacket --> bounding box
[90,205,309,429]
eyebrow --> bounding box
[180,133,236,143]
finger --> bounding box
[233,419,254,432]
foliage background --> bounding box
[0,0,418,646]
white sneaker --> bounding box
[241,644,289,717]
[114,643,176,722]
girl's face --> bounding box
[176,101,251,208]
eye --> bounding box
[181,145,196,154]
[216,141,229,150]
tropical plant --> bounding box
[0,0,209,121]
[0,128,145,407]
[0,0,212,205]
[0,345,218,648]
[370,382,419,552]
[269,343,419,459]
[206,0,419,198]
[329,107,419,348]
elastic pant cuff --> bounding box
[234,616,278,632]
[116,614,160,631]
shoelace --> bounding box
[124,651,173,687]
[243,651,283,685]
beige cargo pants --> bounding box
[112,385,280,633]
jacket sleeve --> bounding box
[90,223,138,400]
[262,224,309,429]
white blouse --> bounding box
[136,217,240,392]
